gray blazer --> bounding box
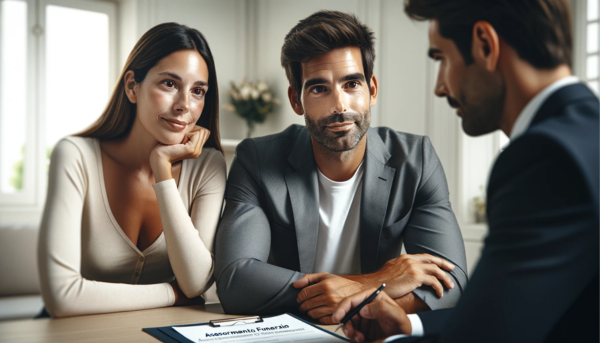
[215,125,467,315]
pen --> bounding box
[334,283,386,333]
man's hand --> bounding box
[169,280,205,306]
[150,125,211,182]
[332,288,411,343]
[358,254,456,299]
[293,273,370,324]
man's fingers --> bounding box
[412,254,455,271]
[307,305,334,319]
[360,299,411,336]
[295,273,332,302]
[423,264,455,290]
[293,273,327,290]
[318,315,336,325]
[299,293,334,312]
[420,275,444,298]
[296,283,321,303]
[331,288,376,323]
[359,297,404,323]
[343,321,356,341]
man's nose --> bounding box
[331,87,347,114]
[434,76,448,98]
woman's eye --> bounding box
[193,88,206,96]
[163,80,175,88]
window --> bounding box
[574,0,600,93]
[0,0,29,200]
[0,0,116,212]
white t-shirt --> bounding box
[313,162,364,275]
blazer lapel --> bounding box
[360,130,395,273]
[284,129,319,274]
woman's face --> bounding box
[132,49,209,145]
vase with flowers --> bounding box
[224,79,280,138]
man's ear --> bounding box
[123,70,138,104]
[369,75,379,107]
[471,21,500,72]
[287,86,304,116]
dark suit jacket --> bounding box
[393,83,599,342]
[214,126,468,315]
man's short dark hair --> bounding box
[281,10,376,99]
[404,0,572,69]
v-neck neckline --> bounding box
[94,139,186,255]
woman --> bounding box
[37,23,226,318]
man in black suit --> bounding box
[331,0,599,342]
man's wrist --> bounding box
[394,292,430,314]
[341,273,381,288]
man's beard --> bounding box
[456,72,505,137]
[304,108,371,152]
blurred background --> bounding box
[0,0,598,320]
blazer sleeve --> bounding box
[38,139,175,318]
[153,148,226,298]
[398,135,598,343]
[214,140,303,315]
[403,136,468,310]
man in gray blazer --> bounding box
[214,10,467,324]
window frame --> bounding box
[573,0,600,92]
[0,0,117,222]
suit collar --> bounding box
[287,128,314,171]
[360,130,395,273]
[285,128,319,273]
[529,82,598,129]
[511,77,579,140]
[365,127,392,165]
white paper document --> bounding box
[172,313,346,342]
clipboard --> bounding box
[142,313,349,343]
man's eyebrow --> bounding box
[340,73,365,83]
[428,48,442,59]
[303,77,328,90]
[157,71,208,86]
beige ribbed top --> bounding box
[38,136,226,318]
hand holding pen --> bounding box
[331,285,412,342]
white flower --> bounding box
[261,92,272,102]
[240,85,251,100]
[251,89,260,100]
[256,81,268,92]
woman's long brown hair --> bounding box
[77,22,222,153]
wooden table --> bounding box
[0,304,345,342]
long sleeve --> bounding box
[38,139,175,318]
[153,149,226,298]
[214,140,304,315]
[403,137,468,310]
[391,135,599,343]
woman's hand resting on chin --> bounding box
[149,125,211,182]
